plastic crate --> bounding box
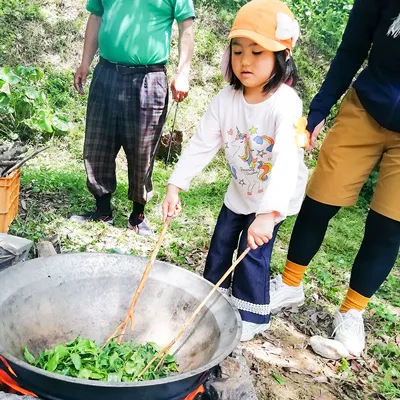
[0,169,21,233]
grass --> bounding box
[2,0,399,397]
[0,0,42,65]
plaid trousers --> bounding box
[84,62,168,204]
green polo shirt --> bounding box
[86,0,195,65]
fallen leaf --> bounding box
[350,360,360,372]
[396,334,400,347]
[269,371,286,386]
[20,198,27,211]
[311,312,319,324]
[380,335,391,343]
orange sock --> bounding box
[340,288,370,313]
[282,260,307,287]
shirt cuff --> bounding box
[175,12,196,23]
[168,176,190,192]
[256,203,288,219]
[86,5,103,16]
[306,110,326,133]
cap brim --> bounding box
[228,29,287,52]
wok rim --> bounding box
[0,253,242,388]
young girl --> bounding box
[162,0,308,341]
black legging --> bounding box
[288,196,400,298]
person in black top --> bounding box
[269,0,400,356]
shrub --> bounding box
[0,66,69,142]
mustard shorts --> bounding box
[307,89,400,222]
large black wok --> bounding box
[0,253,241,399]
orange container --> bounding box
[0,169,21,233]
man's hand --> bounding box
[74,63,89,95]
[306,119,325,151]
[162,184,182,222]
[171,73,189,102]
[173,18,193,103]
[247,212,276,250]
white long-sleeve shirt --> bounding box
[169,85,308,219]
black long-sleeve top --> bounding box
[307,0,400,133]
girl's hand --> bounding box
[247,212,276,250]
[162,184,182,222]
[306,119,325,151]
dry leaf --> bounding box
[350,360,360,372]
[20,198,27,211]
[380,335,391,343]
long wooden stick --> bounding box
[103,219,170,346]
[138,247,251,378]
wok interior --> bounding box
[0,254,240,375]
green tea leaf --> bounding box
[54,345,69,359]
[107,373,122,383]
[71,353,82,371]
[90,372,104,380]
[23,337,178,382]
[78,368,91,380]
[23,347,36,365]
[47,351,60,372]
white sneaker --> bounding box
[240,321,270,342]
[332,309,365,356]
[270,274,305,314]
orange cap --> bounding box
[228,0,300,52]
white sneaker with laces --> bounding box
[332,309,365,356]
[240,321,270,342]
[270,274,305,314]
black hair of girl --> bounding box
[227,44,298,92]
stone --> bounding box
[0,394,37,400]
[205,351,259,400]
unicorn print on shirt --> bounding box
[254,135,275,152]
[240,133,258,168]
[257,161,272,193]
[224,125,275,196]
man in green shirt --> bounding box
[72,0,195,236]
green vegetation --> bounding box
[0,66,69,142]
[23,337,178,382]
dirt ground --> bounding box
[242,310,389,400]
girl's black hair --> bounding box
[228,43,298,92]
